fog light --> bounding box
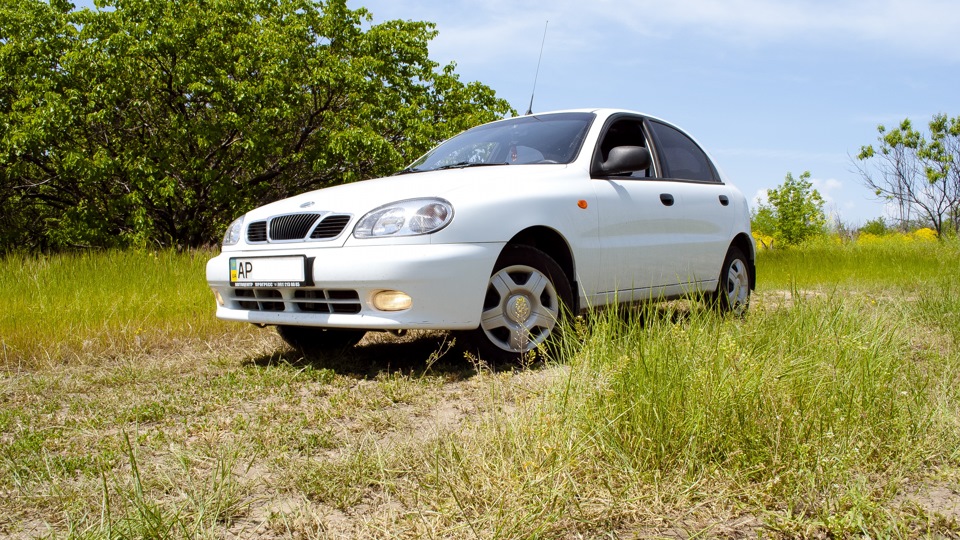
[373,290,412,311]
[213,289,225,306]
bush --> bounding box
[912,227,938,242]
[753,171,827,246]
[859,217,888,236]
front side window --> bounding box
[649,121,718,182]
[596,118,652,178]
[403,112,595,173]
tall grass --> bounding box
[530,240,960,534]
[391,292,960,537]
[757,236,960,290]
[573,302,938,479]
[0,249,238,368]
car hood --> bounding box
[243,165,573,220]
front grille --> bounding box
[311,214,351,239]
[270,213,320,241]
[228,287,361,313]
[234,288,285,311]
[247,222,268,243]
[245,212,351,243]
[294,289,362,313]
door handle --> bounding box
[719,195,730,206]
[660,193,674,206]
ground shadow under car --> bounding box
[242,301,702,378]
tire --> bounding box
[276,325,366,354]
[711,246,751,315]
[464,245,573,363]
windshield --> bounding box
[403,112,595,173]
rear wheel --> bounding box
[276,325,366,354]
[464,245,573,363]
[711,246,751,314]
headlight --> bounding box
[354,198,453,238]
[222,216,245,246]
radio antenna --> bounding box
[525,20,549,116]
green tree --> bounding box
[754,171,826,246]
[750,205,776,237]
[856,114,960,236]
[0,0,513,251]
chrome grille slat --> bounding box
[269,213,321,241]
[247,221,267,243]
[311,214,351,239]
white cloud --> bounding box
[581,0,960,57]
[752,189,769,207]
[361,0,960,66]
[810,176,842,205]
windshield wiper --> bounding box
[434,161,509,171]
[394,162,509,176]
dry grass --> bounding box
[1,329,563,538]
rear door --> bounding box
[646,119,734,291]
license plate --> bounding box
[230,256,306,287]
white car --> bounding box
[206,109,754,361]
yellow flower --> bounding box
[857,232,881,244]
[752,231,775,250]
[911,228,938,242]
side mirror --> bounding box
[596,146,651,176]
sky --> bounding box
[343,0,960,226]
[72,0,960,225]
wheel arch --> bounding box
[504,226,579,311]
[729,232,757,290]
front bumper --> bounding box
[206,242,504,330]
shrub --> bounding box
[912,227,938,242]
[859,217,888,236]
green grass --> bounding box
[547,296,958,536]
[1,239,960,538]
[0,249,250,368]
[756,236,960,290]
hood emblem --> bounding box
[299,201,315,208]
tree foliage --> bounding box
[0,0,513,251]
[856,115,960,236]
[859,217,889,236]
[752,171,826,246]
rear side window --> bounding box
[649,121,718,182]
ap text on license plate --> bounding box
[230,256,306,287]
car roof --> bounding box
[508,108,677,129]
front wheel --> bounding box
[463,245,573,363]
[711,246,751,315]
